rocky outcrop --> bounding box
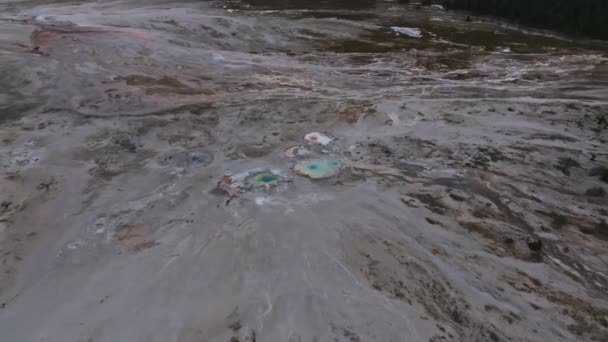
[445,0,608,39]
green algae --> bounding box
[242,171,284,189]
[293,158,342,179]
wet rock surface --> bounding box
[0,1,608,341]
[446,0,608,40]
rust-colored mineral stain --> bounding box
[217,175,238,204]
[31,25,153,49]
[304,132,332,145]
[125,75,213,95]
[133,241,159,252]
[115,224,157,252]
[217,175,233,189]
[283,146,299,157]
[283,145,310,158]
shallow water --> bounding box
[1,1,607,342]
